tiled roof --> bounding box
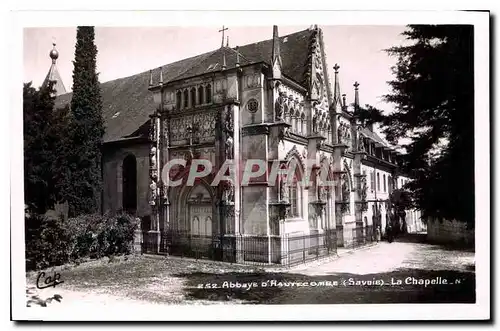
[55,28,314,143]
[360,127,387,146]
[43,62,67,96]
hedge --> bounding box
[25,213,138,271]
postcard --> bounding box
[12,9,490,321]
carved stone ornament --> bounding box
[225,136,234,159]
[149,180,157,205]
[360,176,368,211]
[341,173,350,214]
[224,109,234,135]
[247,98,258,113]
[312,112,318,133]
[275,91,286,121]
[149,119,157,142]
[222,181,235,203]
[279,175,289,202]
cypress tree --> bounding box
[67,26,104,216]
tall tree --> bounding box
[382,25,474,227]
[66,26,104,216]
[23,82,56,214]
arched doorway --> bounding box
[185,184,214,236]
[122,154,137,213]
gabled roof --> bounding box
[55,28,314,143]
[360,127,387,146]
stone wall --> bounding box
[102,142,151,218]
[426,217,474,247]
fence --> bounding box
[143,229,337,267]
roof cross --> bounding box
[219,25,228,48]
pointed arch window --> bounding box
[383,174,386,192]
[302,113,307,136]
[370,171,375,192]
[176,91,182,110]
[287,158,303,218]
[377,172,380,192]
[205,84,212,103]
[190,88,196,107]
[198,86,204,104]
[183,90,189,109]
[291,110,297,133]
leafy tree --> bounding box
[388,189,413,234]
[382,25,474,227]
[23,82,57,214]
[24,80,72,216]
[65,26,105,216]
[355,103,384,127]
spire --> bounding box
[42,42,67,96]
[333,64,341,108]
[271,25,282,80]
[226,36,229,48]
[354,81,360,113]
[342,94,347,111]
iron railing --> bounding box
[143,229,337,267]
[349,225,376,248]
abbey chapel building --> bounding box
[51,25,424,265]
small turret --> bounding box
[42,42,67,96]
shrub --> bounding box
[25,212,138,271]
[25,214,71,270]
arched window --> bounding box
[205,84,212,103]
[383,174,386,192]
[122,154,137,213]
[302,114,307,136]
[388,176,392,193]
[176,91,182,110]
[287,158,303,218]
[370,171,375,192]
[183,90,189,109]
[198,86,204,105]
[289,108,296,132]
[376,172,380,192]
[297,117,302,135]
[190,88,196,107]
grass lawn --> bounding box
[26,254,269,305]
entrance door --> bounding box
[189,204,213,236]
[185,184,215,258]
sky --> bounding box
[23,25,407,142]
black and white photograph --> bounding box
[10,9,490,321]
